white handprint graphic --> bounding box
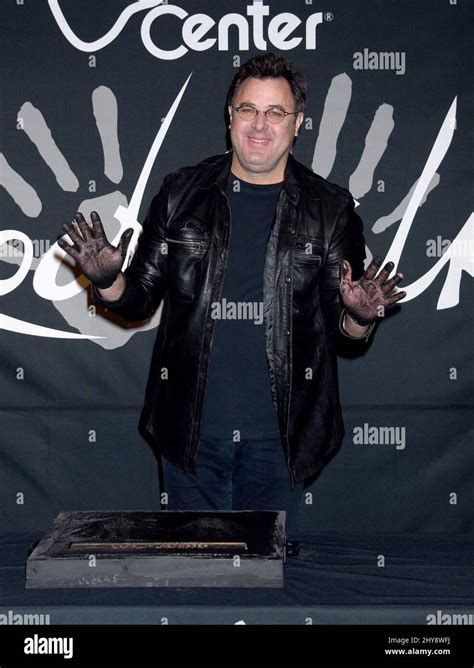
[0,76,191,348]
[307,73,471,308]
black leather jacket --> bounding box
[95,152,373,488]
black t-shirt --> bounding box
[200,173,283,440]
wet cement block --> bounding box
[26,510,286,588]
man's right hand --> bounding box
[58,211,134,289]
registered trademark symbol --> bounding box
[324,12,334,21]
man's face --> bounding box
[228,77,304,184]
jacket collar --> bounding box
[194,151,319,203]
[284,153,321,202]
[194,152,233,191]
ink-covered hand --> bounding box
[58,211,133,289]
[339,257,406,325]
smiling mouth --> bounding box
[247,136,271,146]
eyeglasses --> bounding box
[232,105,299,125]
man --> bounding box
[58,54,405,541]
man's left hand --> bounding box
[339,257,406,325]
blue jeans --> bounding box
[161,436,304,540]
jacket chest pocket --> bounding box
[291,236,324,316]
[166,233,209,303]
[293,234,323,279]
[294,236,323,264]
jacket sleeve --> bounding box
[92,180,170,322]
[318,194,375,342]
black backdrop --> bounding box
[0,0,472,537]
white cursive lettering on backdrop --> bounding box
[47,0,164,52]
[47,0,324,60]
[384,97,473,307]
